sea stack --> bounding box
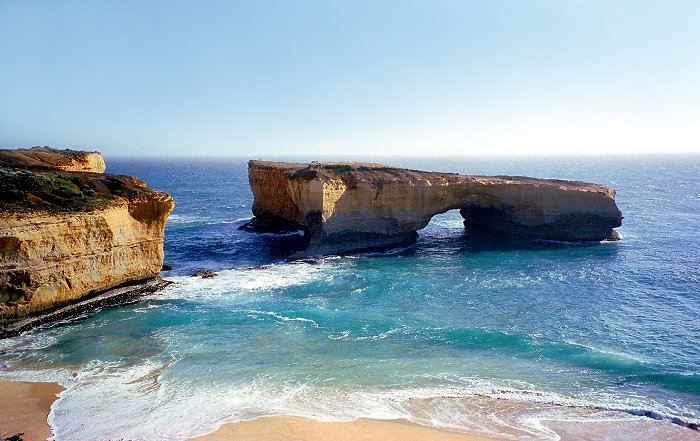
[244,160,623,256]
[0,147,174,326]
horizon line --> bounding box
[100,151,700,159]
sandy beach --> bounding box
[188,412,700,441]
[190,416,495,441]
[2,378,699,441]
[0,380,64,441]
[0,379,493,441]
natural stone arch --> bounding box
[244,161,623,257]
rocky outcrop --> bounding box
[0,148,173,322]
[245,160,623,256]
[0,146,106,173]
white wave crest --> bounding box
[157,262,329,303]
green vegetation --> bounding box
[0,167,136,213]
[320,164,355,173]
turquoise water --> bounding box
[1,156,699,440]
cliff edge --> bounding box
[0,146,106,173]
[245,160,623,256]
[0,148,174,323]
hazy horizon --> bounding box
[1,0,699,157]
[99,151,700,159]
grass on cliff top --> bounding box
[304,161,461,187]
[0,167,140,213]
[313,162,404,173]
[286,162,408,186]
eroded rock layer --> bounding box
[0,149,173,320]
[0,146,106,173]
[246,160,623,255]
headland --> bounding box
[0,147,174,334]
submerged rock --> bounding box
[245,160,623,256]
[192,269,217,278]
[0,148,174,324]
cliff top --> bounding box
[248,160,613,194]
[0,148,170,214]
[0,147,106,173]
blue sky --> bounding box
[1,0,698,157]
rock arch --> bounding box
[244,161,623,257]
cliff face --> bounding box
[247,160,623,255]
[0,149,173,321]
[0,147,106,173]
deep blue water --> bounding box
[1,156,699,440]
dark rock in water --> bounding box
[239,214,306,234]
[0,278,172,338]
[291,231,418,259]
[193,269,217,278]
[161,264,173,271]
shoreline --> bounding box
[189,416,497,441]
[0,378,496,441]
[0,380,64,441]
[1,378,698,440]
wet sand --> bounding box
[190,416,496,441]
[2,378,697,441]
[0,380,64,441]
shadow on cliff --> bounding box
[232,228,621,263]
[301,230,621,264]
[233,215,620,264]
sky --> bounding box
[1,0,699,157]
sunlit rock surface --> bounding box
[245,160,623,256]
[0,148,173,321]
[0,146,106,173]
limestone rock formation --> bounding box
[0,148,173,321]
[245,160,623,256]
[0,146,106,173]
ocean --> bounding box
[1,155,698,440]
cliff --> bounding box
[0,146,106,173]
[0,148,173,322]
[246,160,623,256]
